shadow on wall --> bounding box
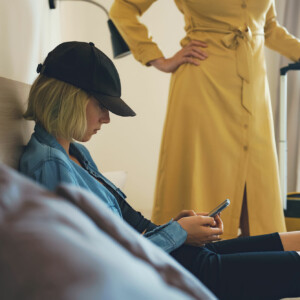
[0,76,34,169]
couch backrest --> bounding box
[0,76,33,169]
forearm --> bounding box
[117,194,187,252]
[104,182,157,233]
[109,0,164,65]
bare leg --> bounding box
[279,231,300,252]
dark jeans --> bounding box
[171,233,300,300]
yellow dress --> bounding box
[110,0,300,238]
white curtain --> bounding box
[271,0,300,193]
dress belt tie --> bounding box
[186,26,264,113]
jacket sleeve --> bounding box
[264,2,300,61]
[144,221,187,253]
[115,192,187,253]
[109,0,164,65]
[32,160,78,191]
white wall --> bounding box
[0,0,61,84]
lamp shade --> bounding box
[107,19,131,59]
[49,0,56,9]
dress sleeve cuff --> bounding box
[132,44,164,66]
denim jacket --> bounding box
[19,124,187,253]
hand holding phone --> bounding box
[208,199,230,217]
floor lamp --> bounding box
[48,0,131,59]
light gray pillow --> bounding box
[0,163,217,300]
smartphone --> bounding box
[208,199,230,217]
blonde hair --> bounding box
[24,75,89,141]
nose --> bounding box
[101,109,110,124]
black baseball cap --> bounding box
[36,41,136,117]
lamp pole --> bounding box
[49,0,108,16]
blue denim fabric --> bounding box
[19,124,187,253]
[144,221,187,253]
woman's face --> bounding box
[82,97,110,142]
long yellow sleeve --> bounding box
[264,3,300,61]
[110,0,164,65]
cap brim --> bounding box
[91,93,136,117]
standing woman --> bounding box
[110,0,300,238]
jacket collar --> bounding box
[34,123,67,153]
[33,123,85,162]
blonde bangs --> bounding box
[24,75,89,141]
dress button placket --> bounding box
[244,123,248,151]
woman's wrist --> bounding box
[147,57,165,67]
